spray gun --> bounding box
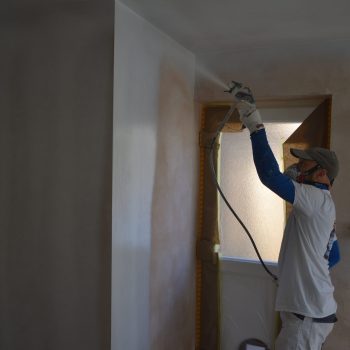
[208,81,278,282]
[223,80,258,132]
[208,80,247,149]
[225,80,255,104]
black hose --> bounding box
[209,105,278,282]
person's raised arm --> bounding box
[234,87,295,203]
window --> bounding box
[218,106,316,262]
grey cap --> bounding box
[290,147,339,181]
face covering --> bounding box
[284,164,300,181]
[284,163,321,183]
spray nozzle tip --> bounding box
[224,80,243,94]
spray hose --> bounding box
[209,101,278,282]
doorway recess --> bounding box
[195,96,332,350]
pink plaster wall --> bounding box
[150,61,197,350]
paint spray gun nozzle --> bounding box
[224,80,255,104]
[224,81,243,94]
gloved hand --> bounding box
[239,106,264,134]
[232,85,264,134]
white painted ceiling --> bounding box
[120,0,350,101]
[121,0,350,54]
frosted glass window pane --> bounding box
[219,123,300,262]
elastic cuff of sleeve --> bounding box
[250,125,265,136]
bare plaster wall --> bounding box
[0,2,114,350]
[113,2,196,349]
[196,45,350,348]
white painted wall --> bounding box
[0,2,114,350]
[197,47,350,349]
[112,3,197,349]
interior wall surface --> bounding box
[197,46,350,349]
[113,3,197,350]
[0,2,114,350]
[220,259,278,350]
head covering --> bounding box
[290,147,339,181]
